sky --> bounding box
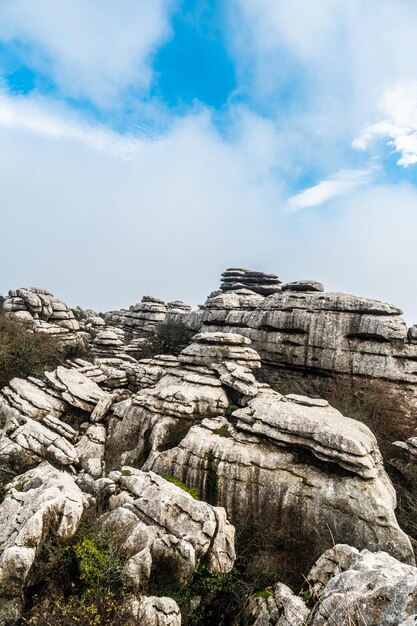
[1,1,417,320]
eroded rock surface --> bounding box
[307,545,417,626]
[181,272,417,409]
[0,463,90,617]
[100,468,235,587]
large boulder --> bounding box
[307,545,417,626]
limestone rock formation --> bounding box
[247,583,309,626]
[2,287,84,346]
[131,596,181,625]
[307,544,417,626]
[0,463,90,618]
[220,268,282,296]
[2,273,417,624]
[100,468,235,587]
[183,272,417,409]
[104,333,412,563]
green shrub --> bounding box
[0,310,80,389]
[214,426,231,438]
[24,526,129,626]
[132,320,195,359]
[225,404,239,424]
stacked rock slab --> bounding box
[100,468,235,588]
[184,273,417,409]
[105,296,190,341]
[105,331,413,563]
[220,268,282,296]
[2,287,84,346]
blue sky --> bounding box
[1,0,417,319]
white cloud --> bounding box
[1,93,416,324]
[353,82,417,166]
[0,94,285,310]
[287,168,376,211]
[228,0,417,171]
[0,91,147,157]
[0,0,176,105]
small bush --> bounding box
[132,320,195,359]
[24,526,129,626]
[214,426,232,438]
[328,376,414,458]
[0,309,78,389]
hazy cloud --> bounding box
[0,0,176,105]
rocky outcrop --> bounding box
[0,463,90,619]
[100,468,235,587]
[307,544,417,626]
[247,583,309,626]
[220,268,282,296]
[183,273,417,409]
[105,296,191,341]
[104,332,413,563]
[2,287,85,347]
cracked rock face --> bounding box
[146,411,413,564]
[0,463,90,617]
[3,287,84,346]
[247,582,309,626]
[307,545,417,626]
[100,468,235,587]
[184,272,417,408]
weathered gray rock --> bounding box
[178,332,261,369]
[233,389,383,478]
[3,287,85,346]
[100,469,235,588]
[146,413,413,564]
[184,272,417,409]
[281,280,324,292]
[105,296,169,340]
[0,407,78,468]
[75,424,106,478]
[220,268,282,296]
[247,583,309,626]
[307,545,417,626]
[0,463,90,617]
[106,365,228,469]
[129,595,181,625]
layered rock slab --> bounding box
[100,468,235,587]
[0,463,90,618]
[146,411,413,563]
[186,278,417,408]
[307,544,417,626]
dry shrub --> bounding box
[328,376,414,458]
[0,309,85,389]
[131,320,195,360]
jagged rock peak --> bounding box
[220,267,282,296]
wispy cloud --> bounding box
[287,167,377,211]
[0,91,147,157]
[353,81,417,167]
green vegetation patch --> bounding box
[163,474,200,500]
